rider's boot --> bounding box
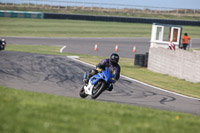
[107,84,113,91]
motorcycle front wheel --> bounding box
[91,81,106,99]
[79,85,88,98]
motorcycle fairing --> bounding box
[90,67,112,85]
[84,80,94,95]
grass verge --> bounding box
[5,44,200,99]
[0,18,200,38]
[0,86,200,133]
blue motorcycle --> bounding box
[79,67,115,99]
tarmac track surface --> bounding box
[4,37,200,58]
[0,51,200,115]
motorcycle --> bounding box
[0,39,6,51]
[79,67,114,99]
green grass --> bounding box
[6,44,61,54]
[1,18,200,38]
[5,44,200,99]
[0,86,200,133]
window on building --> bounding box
[173,28,178,42]
[156,27,162,41]
[163,27,171,41]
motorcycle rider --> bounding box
[0,38,6,50]
[84,53,121,91]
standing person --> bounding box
[182,33,191,50]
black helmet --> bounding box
[110,53,119,65]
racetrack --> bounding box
[3,37,200,58]
[0,51,200,115]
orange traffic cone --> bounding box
[115,44,118,52]
[94,43,98,51]
[133,45,136,52]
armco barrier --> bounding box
[43,13,200,26]
[0,10,43,19]
[1,10,199,26]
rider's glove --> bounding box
[112,78,117,84]
[96,67,102,72]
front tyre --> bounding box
[79,86,88,98]
[91,81,106,99]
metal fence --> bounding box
[1,0,200,15]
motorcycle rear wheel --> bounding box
[91,81,106,99]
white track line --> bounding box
[60,46,66,53]
[66,56,200,101]
[120,75,200,101]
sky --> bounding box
[4,0,200,9]
[72,0,200,9]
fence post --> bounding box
[50,0,52,9]
[90,4,93,10]
[59,1,60,9]
[13,0,15,6]
[20,0,22,6]
[82,2,84,10]
[43,0,44,7]
[176,9,179,15]
[65,1,67,9]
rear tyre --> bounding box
[91,81,106,99]
[79,86,88,98]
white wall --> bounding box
[148,47,200,83]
